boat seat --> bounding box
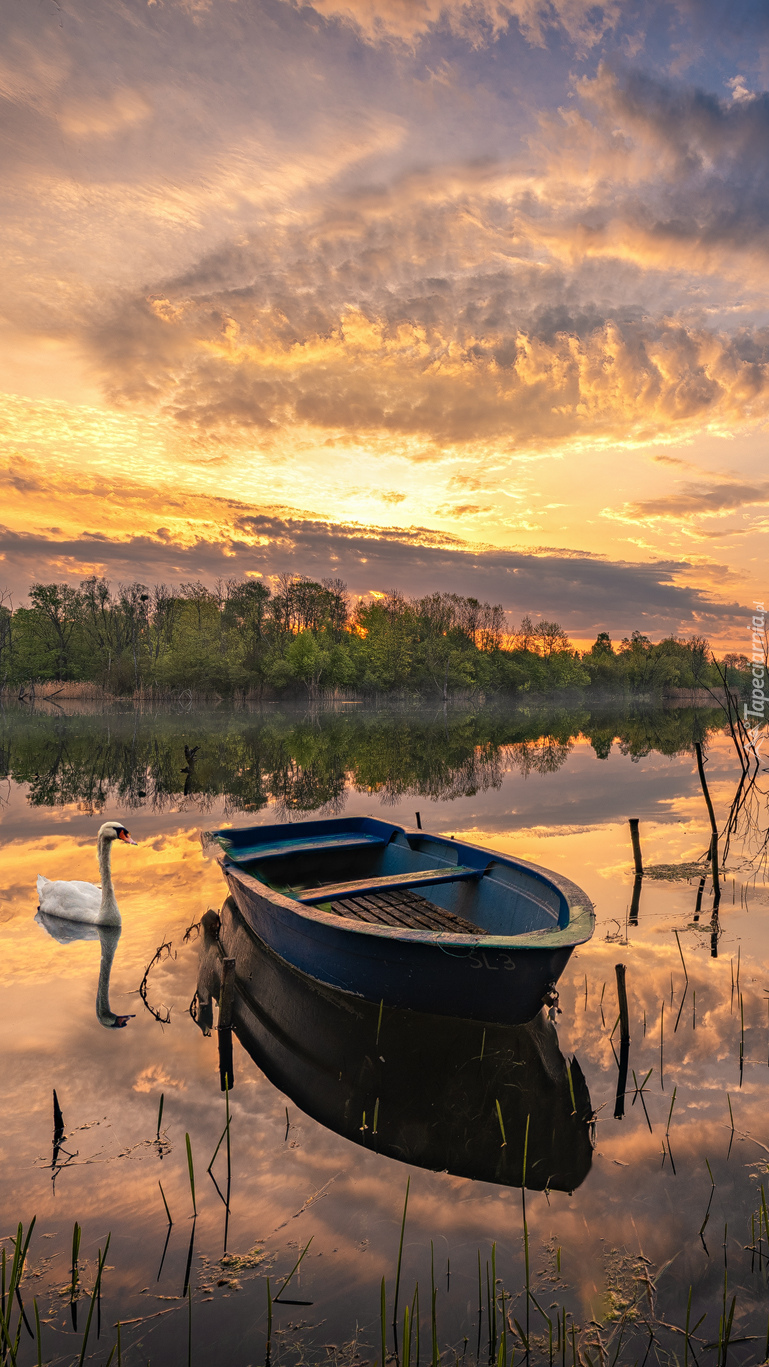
[296,865,485,904]
[315,887,481,934]
[219,833,386,864]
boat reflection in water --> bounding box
[195,899,594,1193]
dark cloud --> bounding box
[562,64,769,264]
[0,517,746,636]
[628,479,769,517]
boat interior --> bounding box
[214,819,568,937]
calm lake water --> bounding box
[2,699,768,1365]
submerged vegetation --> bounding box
[0,575,756,699]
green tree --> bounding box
[27,583,85,680]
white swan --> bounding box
[37,821,137,926]
[35,912,135,1028]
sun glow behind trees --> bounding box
[0,575,752,700]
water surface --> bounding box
[2,699,768,1365]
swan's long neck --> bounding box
[97,836,120,925]
[96,927,121,1026]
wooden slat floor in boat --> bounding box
[322,886,480,934]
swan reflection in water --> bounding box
[35,912,135,1029]
[195,899,594,1192]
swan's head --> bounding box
[98,821,138,845]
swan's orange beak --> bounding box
[118,829,138,844]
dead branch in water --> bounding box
[137,939,175,1023]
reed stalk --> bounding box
[393,1179,410,1330]
[521,1115,530,1346]
[71,1221,81,1297]
[740,994,745,1085]
[485,1260,491,1364]
[380,1277,386,1367]
[495,1101,507,1147]
[33,1299,41,1367]
[674,930,689,982]
[761,1184,769,1249]
[1,1219,36,1367]
[476,1251,483,1365]
[156,1093,164,1138]
[430,1247,438,1367]
[76,1234,111,1367]
[700,1160,716,1242]
[490,1243,497,1362]
[159,1181,173,1225]
[274,1237,313,1302]
[666,1087,677,1135]
[185,1133,197,1216]
[566,1062,576,1116]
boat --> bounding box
[195,899,594,1192]
[203,816,594,1025]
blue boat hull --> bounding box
[225,869,570,1021]
[208,817,594,1026]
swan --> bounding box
[35,912,135,1028]
[36,821,137,926]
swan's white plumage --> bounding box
[37,874,103,921]
[35,821,136,926]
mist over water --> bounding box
[2,699,768,1365]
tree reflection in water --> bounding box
[0,700,727,815]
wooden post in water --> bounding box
[218,957,236,1092]
[629,874,643,926]
[615,963,630,1043]
[614,964,631,1119]
[628,819,644,876]
[694,742,721,909]
[218,957,236,1028]
[614,1040,630,1120]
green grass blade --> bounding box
[76,1234,111,1367]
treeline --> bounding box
[0,575,752,698]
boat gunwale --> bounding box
[212,821,594,950]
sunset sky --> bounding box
[2,0,768,644]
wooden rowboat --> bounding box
[204,816,594,1025]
